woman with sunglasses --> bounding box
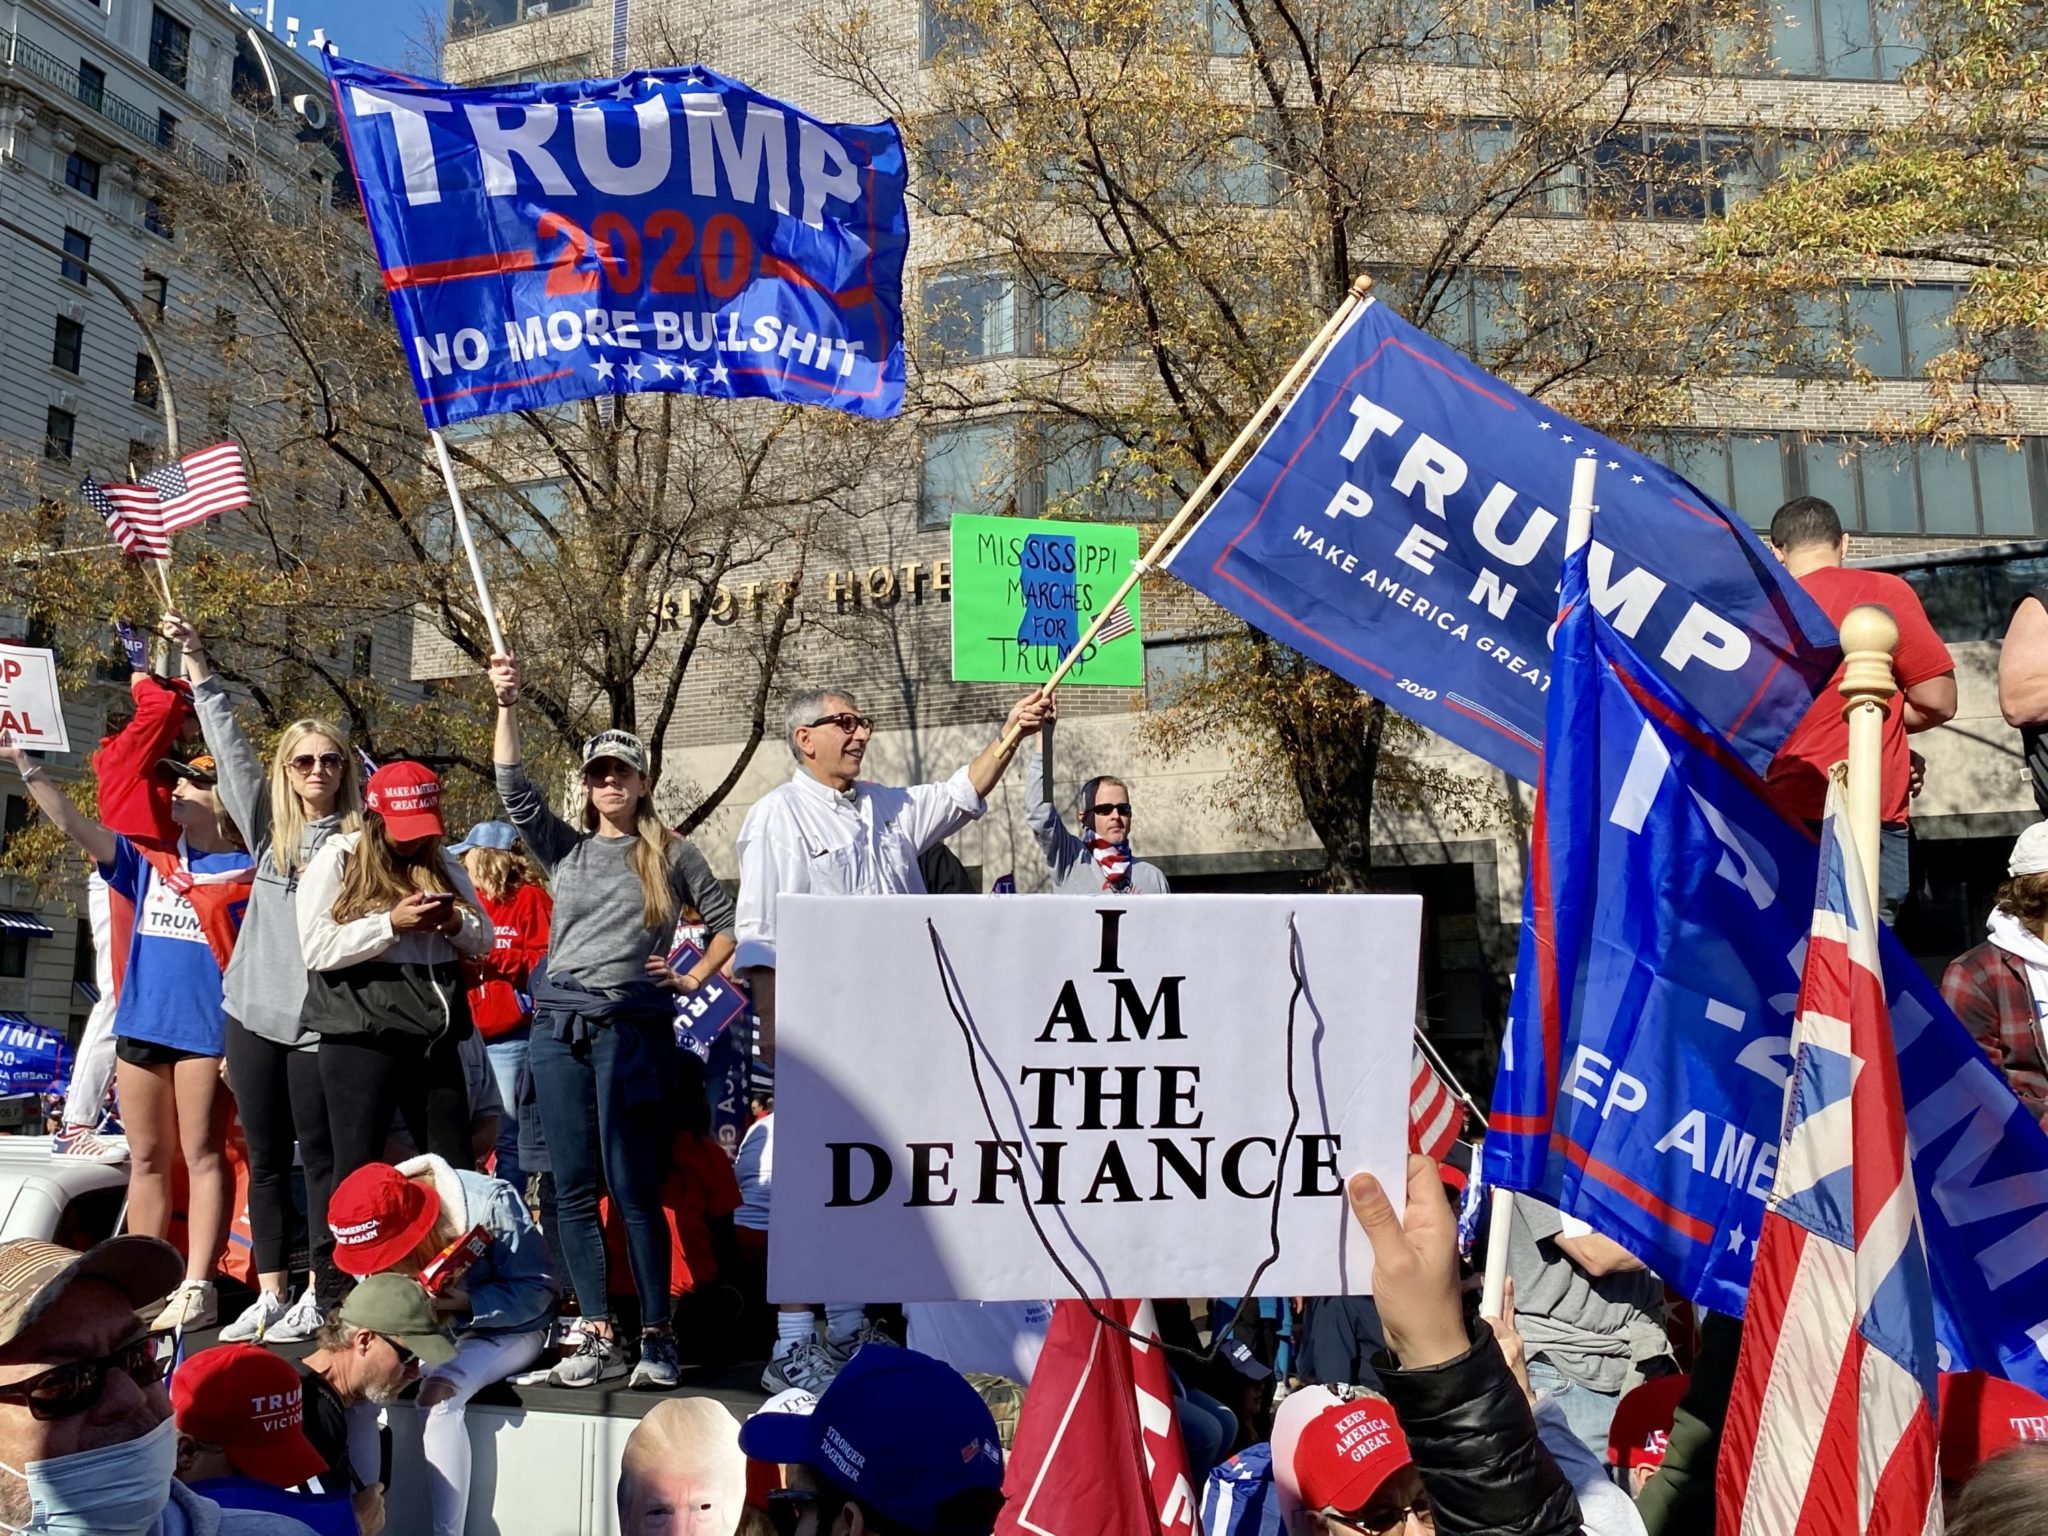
[0,731,249,1333]
[488,650,736,1393]
[164,611,365,1347]
[1023,694,1170,894]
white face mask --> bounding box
[0,1415,177,1535]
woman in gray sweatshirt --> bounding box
[165,611,362,1341]
[489,650,736,1393]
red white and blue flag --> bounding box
[83,442,250,558]
[1718,781,1942,1536]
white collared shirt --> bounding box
[733,765,987,970]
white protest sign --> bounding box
[0,646,68,752]
[769,894,1421,1303]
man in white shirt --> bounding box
[735,682,1049,1395]
[735,683,1051,1058]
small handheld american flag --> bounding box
[83,442,250,559]
[1091,601,1137,647]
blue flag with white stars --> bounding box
[1167,297,1840,784]
[325,54,908,428]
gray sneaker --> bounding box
[832,1318,897,1361]
[550,1331,628,1388]
[762,1337,841,1395]
[263,1287,327,1345]
[629,1331,680,1390]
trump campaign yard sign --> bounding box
[769,895,1420,1303]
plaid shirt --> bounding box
[1940,940,2048,1121]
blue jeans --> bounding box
[527,1014,677,1329]
[484,1032,529,1191]
[1879,823,1909,925]
[1526,1357,1622,1454]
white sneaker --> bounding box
[263,1287,326,1344]
[762,1337,842,1395]
[151,1281,216,1333]
[51,1126,127,1163]
[829,1318,897,1362]
[219,1289,291,1343]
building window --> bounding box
[922,267,1019,362]
[125,438,155,475]
[132,353,159,408]
[142,271,167,318]
[0,932,25,980]
[148,7,191,88]
[59,228,90,285]
[1034,423,1169,521]
[1794,436,2038,538]
[143,198,172,238]
[352,633,374,677]
[64,152,101,199]
[44,407,77,462]
[51,318,84,374]
[157,110,178,150]
[76,60,105,109]
[0,795,26,857]
[1145,638,1213,704]
[920,421,1016,527]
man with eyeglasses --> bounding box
[735,685,1050,1392]
[297,1275,456,1526]
[0,1232,320,1534]
[739,1344,1005,1536]
[1023,693,1169,894]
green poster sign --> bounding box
[949,514,1144,687]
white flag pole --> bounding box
[1481,453,1602,1323]
[1839,605,1898,910]
[429,428,508,658]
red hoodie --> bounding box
[91,674,191,849]
[464,882,552,1038]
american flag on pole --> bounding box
[81,442,250,559]
[1717,780,1942,1536]
[1410,1045,1465,1161]
[1092,600,1137,646]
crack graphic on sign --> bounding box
[923,913,1309,1359]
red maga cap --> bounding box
[328,1162,440,1278]
[171,1343,328,1489]
[364,760,444,842]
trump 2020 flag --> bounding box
[324,54,908,428]
[1166,298,1839,784]
[1718,784,1941,1536]
[1486,543,2048,1400]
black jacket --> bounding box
[1374,1325,1582,1536]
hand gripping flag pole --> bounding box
[994,274,1376,751]
[1478,450,1601,1323]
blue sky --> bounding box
[281,0,441,70]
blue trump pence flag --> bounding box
[325,55,908,427]
[1487,547,2048,1398]
[1167,298,1839,784]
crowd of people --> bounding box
[0,486,2044,1536]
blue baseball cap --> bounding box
[738,1345,1004,1532]
[448,821,519,855]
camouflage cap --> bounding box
[0,1236,183,1349]
[963,1372,1025,1452]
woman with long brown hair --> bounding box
[489,650,735,1392]
[166,610,364,1342]
[296,761,491,1188]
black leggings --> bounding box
[223,1019,337,1294]
[318,1030,472,1232]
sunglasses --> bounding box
[1089,801,1133,817]
[0,1335,165,1422]
[287,752,346,775]
[765,1487,819,1536]
[1323,1502,1435,1534]
[805,713,874,736]
[374,1333,417,1369]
